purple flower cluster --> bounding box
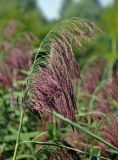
[0,21,37,89]
[24,19,100,121]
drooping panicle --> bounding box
[97,115,118,159]
[0,60,13,88]
[23,18,100,121]
[36,141,81,160]
[83,59,106,95]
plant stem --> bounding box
[52,111,118,153]
[13,110,24,160]
[13,111,118,159]
[18,141,110,160]
[108,38,117,78]
[52,115,57,140]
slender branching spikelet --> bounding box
[62,131,89,152]
[0,22,37,89]
[96,59,118,114]
[101,82,118,102]
[16,33,37,51]
[0,41,11,51]
[3,20,22,39]
[0,60,13,88]
[23,18,100,121]
[101,116,118,148]
[0,47,31,89]
[83,59,106,95]
[97,115,118,158]
[36,141,81,160]
[83,66,101,94]
[6,33,36,70]
[96,97,111,114]
[6,48,31,70]
[96,82,118,115]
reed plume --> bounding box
[0,60,13,88]
[96,59,118,114]
[97,115,118,159]
[23,18,100,122]
[83,59,106,95]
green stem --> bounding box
[108,38,117,78]
[52,115,57,140]
[13,111,24,160]
[52,111,118,153]
[18,141,110,160]
[17,155,36,160]
[32,131,47,141]
[13,111,118,159]
[112,39,117,54]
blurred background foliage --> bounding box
[0,0,118,159]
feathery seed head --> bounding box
[23,18,100,122]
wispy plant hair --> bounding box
[0,60,13,88]
[23,18,100,121]
[97,114,118,159]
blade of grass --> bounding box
[18,141,110,160]
[13,110,24,160]
[51,111,118,153]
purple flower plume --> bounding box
[6,48,30,70]
[97,115,118,158]
[83,59,106,95]
[23,18,100,121]
[3,21,22,40]
[96,59,118,114]
[28,41,79,121]
[0,60,13,88]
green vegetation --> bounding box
[0,0,118,159]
